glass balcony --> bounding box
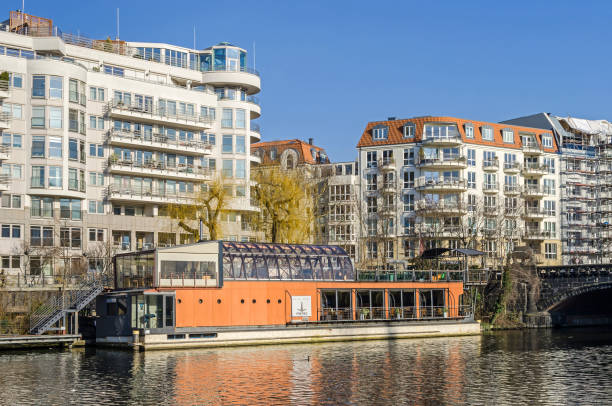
[107,185,198,205]
[0,112,10,130]
[415,199,467,216]
[417,155,467,169]
[483,157,499,171]
[503,161,521,173]
[522,142,543,155]
[0,174,9,191]
[106,100,213,130]
[108,158,211,181]
[522,185,546,198]
[415,177,467,193]
[108,129,213,156]
[483,182,499,193]
[522,163,549,177]
[0,80,10,99]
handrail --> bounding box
[108,158,211,177]
[107,185,199,200]
[108,129,213,151]
[107,100,214,125]
[0,80,9,91]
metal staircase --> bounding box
[29,272,110,335]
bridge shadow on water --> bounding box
[549,286,612,327]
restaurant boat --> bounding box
[95,241,480,350]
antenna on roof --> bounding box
[116,8,120,40]
[22,0,24,17]
[193,26,196,50]
[253,41,256,70]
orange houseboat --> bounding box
[96,241,480,349]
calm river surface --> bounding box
[0,327,611,405]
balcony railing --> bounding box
[250,123,261,133]
[108,129,213,153]
[416,199,466,213]
[504,184,520,194]
[416,177,467,190]
[483,182,499,192]
[68,90,87,106]
[421,135,462,145]
[522,163,548,175]
[522,142,543,154]
[377,158,395,170]
[108,158,211,178]
[503,161,521,172]
[417,156,466,168]
[523,185,545,196]
[524,207,546,217]
[107,100,214,127]
[483,158,499,170]
[247,96,260,106]
[107,185,199,201]
[0,80,9,91]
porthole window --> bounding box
[252,299,256,304]
[266,299,271,304]
[199,299,203,304]
[278,299,282,304]
[240,299,245,304]
[217,299,221,304]
[177,299,182,304]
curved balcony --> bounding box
[108,129,213,156]
[107,185,197,205]
[421,135,462,147]
[415,199,467,216]
[503,184,520,195]
[503,162,521,173]
[106,101,213,130]
[249,152,261,165]
[249,123,261,143]
[523,230,547,241]
[378,158,396,171]
[107,159,211,181]
[248,96,261,119]
[416,177,467,193]
[0,174,9,191]
[521,164,548,177]
[523,208,547,219]
[0,80,9,99]
[482,158,499,171]
[0,145,10,161]
[522,143,543,155]
[522,185,546,199]
[482,182,499,194]
[0,112,10,130]
[417,156,467,170]
[201,67,261,94]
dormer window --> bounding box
[403,123,415,138]
[372,125,389,140]
[542,134,553,148]
[465,123,474,139]
[481,125,494,141]
[502,128,514,143]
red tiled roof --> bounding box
[356,116,558,153]
[252,139,329,165]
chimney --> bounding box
[308,138,313,145]
[388,117,396,121]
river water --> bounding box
[0,327,611,405]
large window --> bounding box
[235,135,246,154]
[222,135,233,153]
[502,129,514,143]
[30,226,53,247]
[60,227,81,248]
[235,159,246,179]
[372,125,388,140]
[320,290,352,320]
[31,196,54,217]
[49,107,62,129]
[48,137,62,158]
[49,76,62,99]
[235,109,246,129]
[31,106,45,128]
[31,166,45,188]
[48,166,62,188]
[32,75,45,98]
[222,108,233,128]
[481,126,493,141]
[222,159,233,177]
[424,124,459,139]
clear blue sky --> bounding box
[15,0,612,161]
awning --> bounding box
[420,247,485,259]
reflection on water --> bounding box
[0,328,611,405]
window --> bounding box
[235,135,246,154]
[542,134,553,148]
[89,143,104,157]
[89,200,105,214]
[89,172,105,186]
[222,159,233,177]
[235,159,246,179]
[403,194,414,211]
[403,123,415,138]
[48,106,62,129]
[89,228,105,242]
[222,135,233,153]
[403,170,414,189]
[31,196,53,217]
[544,200,556,216]
[504,153,517,169]
[372,125,388,140]
[545,243,557,259]
[481,126,493,141]
[1,224,21,239]
[60,227,81,248]
[366,151,377,168]
[30,226,53,247]
[48,166,62,188]
[222,108,233,128]
[502,129,514,143]
[366,173,377,191]
[31,166,45,188]
[69,79,79,103]
[49,76,62,99]
[543,157,555,174]
[31,106,45,128]
[2,103,22,119]
[2,163,22,179]
[366,241,378,259]
[1,256,21,269]
[32,75,45,98]
[483,151,496,167]
[424,124,459,139]
[236,109,246,129]
[89,86,105,101]
[403,148,414,165]
[9,72,23,88]
[467,194,476,212]
[467,149,475,166]
[467,172,476,189]
[69,138,78,160]
[544,179,556,195]
[1,194,22,209]
[465,124,474,139]
[2,133,22,148]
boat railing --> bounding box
[316,305,471,322]
[357,269,465,282]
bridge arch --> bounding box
[540,281,612,312]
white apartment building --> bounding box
[356,116,562,268]
[0,11,261,283]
